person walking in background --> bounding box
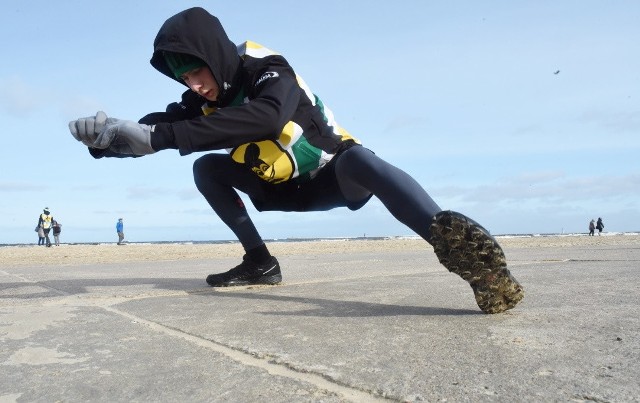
[68,7,524,314]
[116,218,125,245]
[589,219,596,236]
[36,225,45,245]
[596,217,604,236]
[37,208,54,247]
[52,220,62,246]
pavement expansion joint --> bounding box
[100,304,393,403]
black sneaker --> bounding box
[429,210,524,314]
[206,255,282,287]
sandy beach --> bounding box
[1,233,638,267]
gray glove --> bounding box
[69,111,109,147]
[94,118,156,156]
[69,111,155,156]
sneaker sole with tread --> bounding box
[429,210,524,314]
[207,273,282,287]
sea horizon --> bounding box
[3,231,638,248]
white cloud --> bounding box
[435,172,640,206]
[60,96,106,120]
[125,186,200,201]
[0,76,41,116]
[0,75,107,122]
[126,186,169,200]
[0,181,43,192]
[580,109,640,134]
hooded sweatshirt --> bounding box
[144,7,360,184]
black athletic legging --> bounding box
[193,146,441,251]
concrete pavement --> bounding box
[1,244,638,402]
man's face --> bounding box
[180,67,220,101]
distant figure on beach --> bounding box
[52,220,62,246]
[36,225,45,245]
[116,218,125,245]
[37,207,54,247]
[596,217,604,235]
[68,7,524,314]
[589,219,596,236]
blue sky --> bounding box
[1,1,639,244]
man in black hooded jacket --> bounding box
[68,7,523,314]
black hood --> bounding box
[150,7,241,102]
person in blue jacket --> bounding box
[68,7,523,313]
[116,218,125,245]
